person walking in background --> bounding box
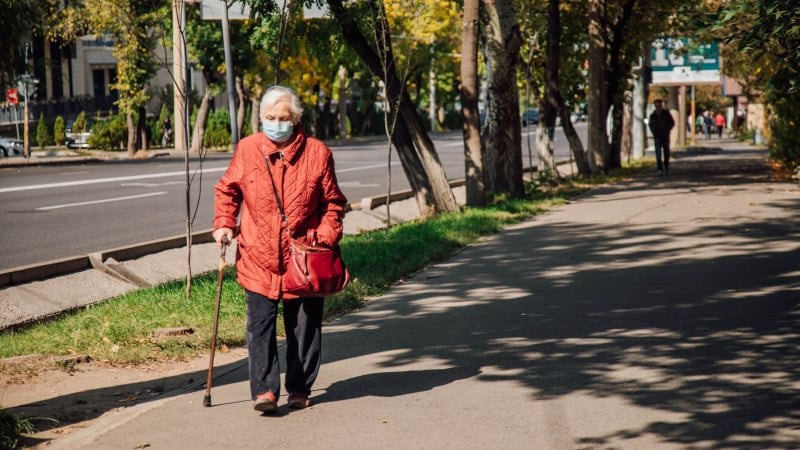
[213,85,348,414]
[703,111,713,140]
[648,99,675,176]
[715,111,726,138]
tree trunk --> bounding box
[127,113,136,158]
[631,45,649,159]
[604,0,635,170]
[559,102,591,174]
[326,0,457,214]
[235,76,247,138]
[537,0,561,176]
[586,0,608,174]
[461,0,484,206]
[480,0,524,197]
[338,65,348,138]
[621,93,633,165]
[138,105,148,152]
[191,88,211,152]
[251,96,261,134]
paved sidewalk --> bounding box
[11,138,800,449]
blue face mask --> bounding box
[262,120,294,143]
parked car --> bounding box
[0,136,24,157]
[570,111,587,123]
[66,131,92,149]
[521,108,539,127]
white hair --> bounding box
[260,86,303,122]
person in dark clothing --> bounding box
[648,99,675,175]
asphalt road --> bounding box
[0,124,586,270]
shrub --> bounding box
[54,116,66,147]
[72,111,87,133]
[88,113,127,151]
[767,69,800,171]
[36,113,48,149]
[204,110,232,148]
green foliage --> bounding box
[156,105,171,146]
[204,110,232,149]
[72,111,87,133]
[88,113,127,151]
[35,114,48,149]
[54,116,66,147]
[767,70,800,170]
[0,409,37,450]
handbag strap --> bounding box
[263,151,292,236]
[263,147,318,245]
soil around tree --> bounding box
[0,346,249,449]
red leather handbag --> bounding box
[284,240,351,297]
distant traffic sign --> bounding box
[6,88,18,104]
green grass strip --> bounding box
[0,164,646,366]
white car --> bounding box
[0,136,23,157]
[66,131,91,149]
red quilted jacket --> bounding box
[213,127,347,299]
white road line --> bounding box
[2,161,401,193]
[336,162,401,173]
[0,167,228,193]
[120,181,185,187]
[35,192,168,211]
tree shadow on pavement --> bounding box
[319,148,800,448]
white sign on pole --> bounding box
[201,0,250,20]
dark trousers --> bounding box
[244,289,324,400]
[654,136,670,171]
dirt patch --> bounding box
[0,346,249,449]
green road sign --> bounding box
[651,38,721,86]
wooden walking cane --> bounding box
[204,237,228,407]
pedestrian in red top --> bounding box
[213,85,347,414]
[715,112,726,138]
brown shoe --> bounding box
[287,393,311,409]
[254,391,277,413]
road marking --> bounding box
[120,181,185,187]
[336,162,401,173]
[0,168,228,193]
[35,192,168,211]
[2,161,403,193]
[338,181,380,187]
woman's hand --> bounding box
[213,227,234,247]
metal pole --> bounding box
[23,43,30,160]
[221,0,239,149]
[690,85,696,146]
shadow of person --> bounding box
[311,367,480,405]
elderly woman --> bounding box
[213,85,347,413]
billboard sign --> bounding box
[201,0,250,20]
[651,38,721,86]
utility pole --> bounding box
[173,0,187,152]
